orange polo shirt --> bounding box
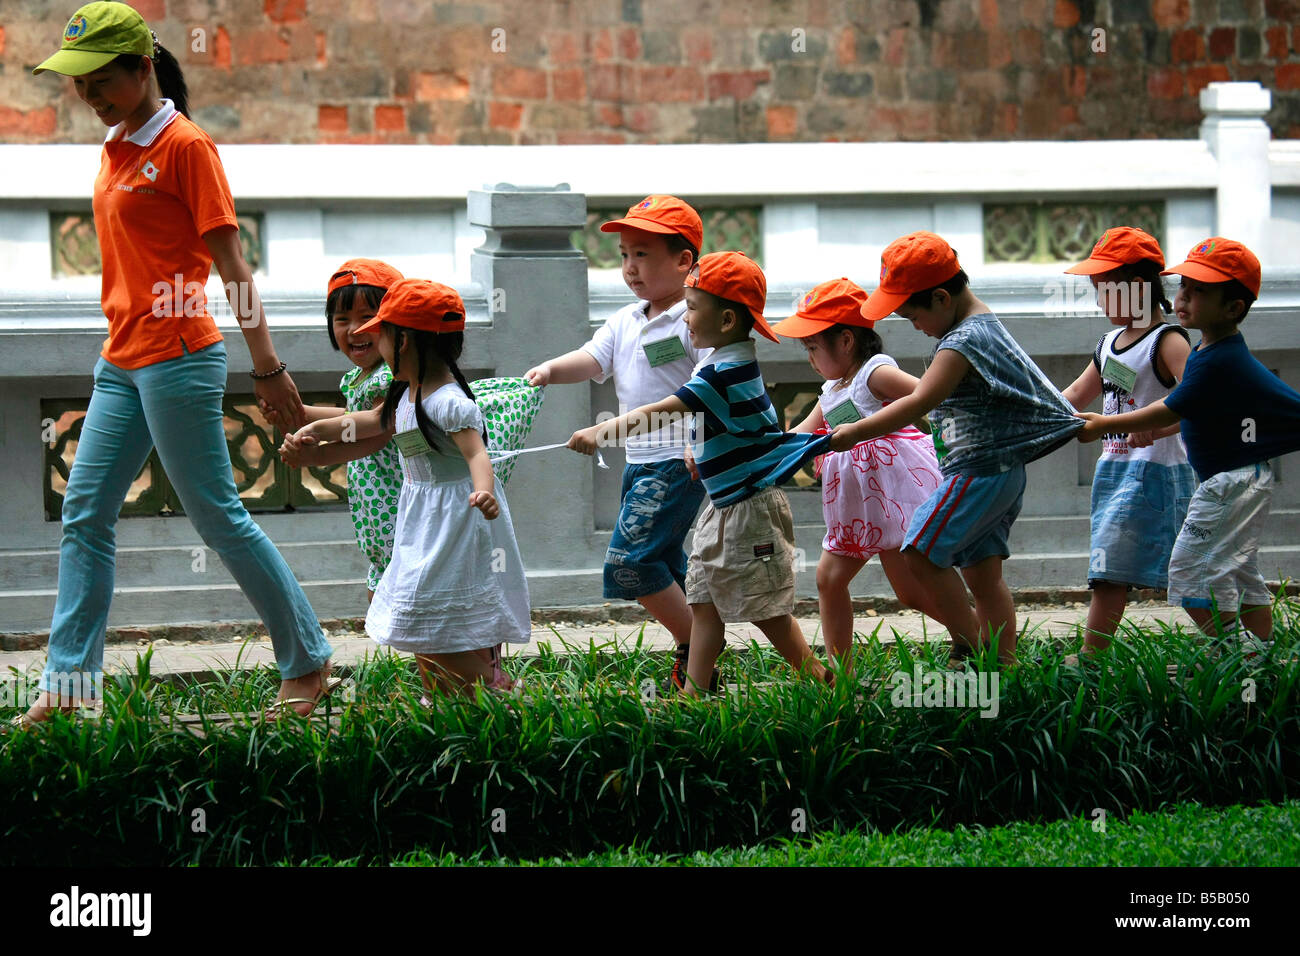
[92,101,237,369]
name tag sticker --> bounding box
[393,428,434,458]
[824,399,863,427]
[642,335,688,367]
[1101,356,1138,394]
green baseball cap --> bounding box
[32,2,153,76]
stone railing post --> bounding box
[467,183,596,572]
[1199,82,1272,259]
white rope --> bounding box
[488,442,609,469]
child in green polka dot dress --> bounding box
[273,259,405,599]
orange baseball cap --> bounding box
[771,278,874,338]
[861,231,961,321]
[355,279,466,335]
[1065,227,1165,275]
[1162,237,1261,298]
[328,258,404,296]
[686,251,778,342]
[600,195,704,252]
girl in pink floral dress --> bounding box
[774,278,943,664]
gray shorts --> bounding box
[685,486,797,624]
[1168,462,1274,611]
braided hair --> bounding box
[378,323,484,452]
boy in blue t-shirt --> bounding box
[828,232,1084,667]
[1078,238,1300,648]
[568,252,832,695]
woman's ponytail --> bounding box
[112,41,190,119]
[151,42,190,118]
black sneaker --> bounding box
[668,645,720,694]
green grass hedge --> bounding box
[2,613,1299,865]
[360,799,1300,866]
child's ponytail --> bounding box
[1128,260,1173,317]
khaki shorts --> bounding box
[685,485,797,624]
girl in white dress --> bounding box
[774,278,944,665]
[291,279,529,695]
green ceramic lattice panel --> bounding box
[984,202,1165,263]
[50,212,264,276]
[42,391,347,520]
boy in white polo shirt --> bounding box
[525,196,711,690]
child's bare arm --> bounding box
[260,400,345,428]
[525,350,602,387]
[567,395,691,454]
[1062,361,1103,411]
[1157,329,1192,384]
[282,432,395,469]
[866,365,921,402]
[791,403,826,433]
[296,407,388,444]
[830,349,970,451]
[449,427,500,519]
[1076,400,1180,443]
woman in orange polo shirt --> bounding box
[22,2,334,725]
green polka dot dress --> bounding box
[471,377,546,484]
[341,363,402,591]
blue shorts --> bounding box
[1089,458,1196,590]
[604,458,707,600]
[903,466,1026,569]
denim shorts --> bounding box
[903,466,1026,569]
[1089,458,1197,590]
[604,458,707,600]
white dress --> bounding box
[365,383,531,653]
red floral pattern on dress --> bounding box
[827,518,884,559]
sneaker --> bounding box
[668,645,720,694]
[1240,635,1275,664]
[947,642,975,670]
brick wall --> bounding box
[4,0,1298,144]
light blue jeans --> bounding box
[43,341,332,697]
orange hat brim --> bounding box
[860,287,910,321]
[353,314,384,336]
[1161,261,1234,284]
[751,313,779,342]
[769,314,837,338]
[1064,256,1125,276]
[599,217,680,235]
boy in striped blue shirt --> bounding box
[569,252,832,695]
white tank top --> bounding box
[1094,323,1190,466]
[818,354,898,424]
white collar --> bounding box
[637,297,688,321]
[106,99,179,146]
[705,339,757,365]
